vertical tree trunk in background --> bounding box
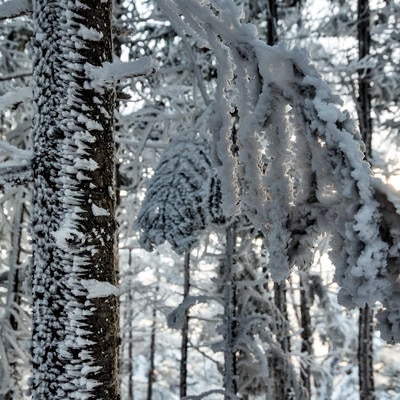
[127,250,135,400]
[31,1,119,399]
[4,191,25,400]
[359,305,374,400]
[300,275,312,398]
[357,0,372,156]
[265,1,294,398]
[224,225,237,400]
[267,0,278,46]
[357,1,375,399]
[147,279,159,400]
[180,250,191,398]
[272,281,293,399]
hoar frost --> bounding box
[155,0,400,343]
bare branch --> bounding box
[0,72,32,82]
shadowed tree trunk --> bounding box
[126,250,135,400]
[30,1,119,399]
[357,1,375,399]
[147,276,159,400]
[265,1,294,397]
[180,250,191,398]
[300,274,312,398]
[224,225,237,400]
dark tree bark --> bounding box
[265,2,295,398]
[126,250,135,400]
[267,0,278,45]
[272,281,293,400]
[357,0,372,157]
[358,305,375,400]
[180,250,191,398]
[147,292,158,400]
[357,1,375,399]
[224,225,237,400]
[300,275,312,398]
[31,1,119,399]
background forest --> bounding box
[0,0,400,399]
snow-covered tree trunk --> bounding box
[357,0,375,398]
[30,1,119,399]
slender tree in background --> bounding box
[30,1,119,399]
[357,0,375,398]
[223,225,238,400]
[147,276,158,400]
[299,273,313,397]
[265,1,296,397]
[3,190,26,400]
[180,250,191,399]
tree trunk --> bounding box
[180,250,191,398]
[147,295,157,400]
[300,275,312,399]
[267,0,278,45]
[31,1,119,399]
[358,305,375,400]
[127,250,135,400]
[272,281,293,400]
[224,225,237,400]
[357,0,372,157]
[357,1,375,398]
[4,190,25,400]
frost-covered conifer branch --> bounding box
[137,128,224,254]
[372,180,400,342]
[155,0,398,342]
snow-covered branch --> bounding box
[0,87,32,111]
[87,57,156,89]
[154,0,400,342]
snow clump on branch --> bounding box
[155,0,400,342]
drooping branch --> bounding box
[155,0,399,342]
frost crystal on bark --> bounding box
[30,1,119,399]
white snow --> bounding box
[0,87,32,111]
[77,25,103,41]
[87,57,156,88]
[80,280,120,299]
[91,204,109,217]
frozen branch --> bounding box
[167,295,218,329]
[87,57,156,89]
[0,72,32,82]
[0,87,32,110]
